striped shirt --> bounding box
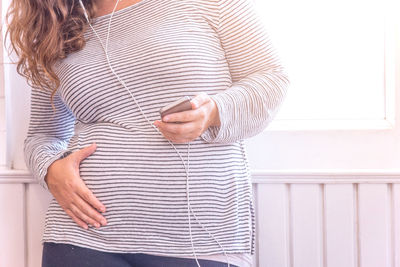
[23,0,289,265]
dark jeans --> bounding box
[42,242,239,267]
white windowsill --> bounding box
[266,118,395,131]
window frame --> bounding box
[260,0,398,132]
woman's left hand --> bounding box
[153,92,220,143]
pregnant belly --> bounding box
[69,122,191,185]
[56,121,251,241]
[66,121,247,217]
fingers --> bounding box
[190,92,210,109]
[161,109,197,123]
[75,190,107,225]
[154,106,207,143]
[160,93,210,123]
[155,121,199,143]
[71,177,107,227]
[73,142,97,163]
[65,208,88,230]
[69,201,104,229]
[156,120,197,135]
[82,189,106,213]
[160,106,207,124]
[64,191,107,230]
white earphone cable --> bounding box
[78,1,231,266]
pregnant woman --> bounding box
[6,0,289,266]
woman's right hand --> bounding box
[44,142,107,230]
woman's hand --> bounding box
[153,92,221,143]
[45,143,107,230]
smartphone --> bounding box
[159,96,192,121]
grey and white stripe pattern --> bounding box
[23,0,289,260]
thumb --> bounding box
[75,142,97,162]
[190,92,210,109]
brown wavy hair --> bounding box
[4,0,98,111]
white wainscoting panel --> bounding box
[257,183,290,267]
[324,184,355,267]
[358,184,391,267]
[0,184,25,267]
[290,184,324,267]
[392,184,400,267]
[2,171,400,267]
[26,184,52,267]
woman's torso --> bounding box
[43,0,255,260]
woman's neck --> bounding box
[93,0,142,18]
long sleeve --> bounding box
[23,84,76,192]
[200,0,289,144]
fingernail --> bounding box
[101,219,107,225]
[95,222,100,228]
[191,100,197,108]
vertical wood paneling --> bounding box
[291,184,323,267]
[26,184,52,267]
[358,184,391,267]
[0,184,25,267]
[1,179,399,267]
[257,183,290,267]
[252,183,258,267]
[324,184,355,267]
[392,184,400,267]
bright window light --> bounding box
[254,0,386,120]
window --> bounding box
[253,0,391,127]
[244,0,399,171]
